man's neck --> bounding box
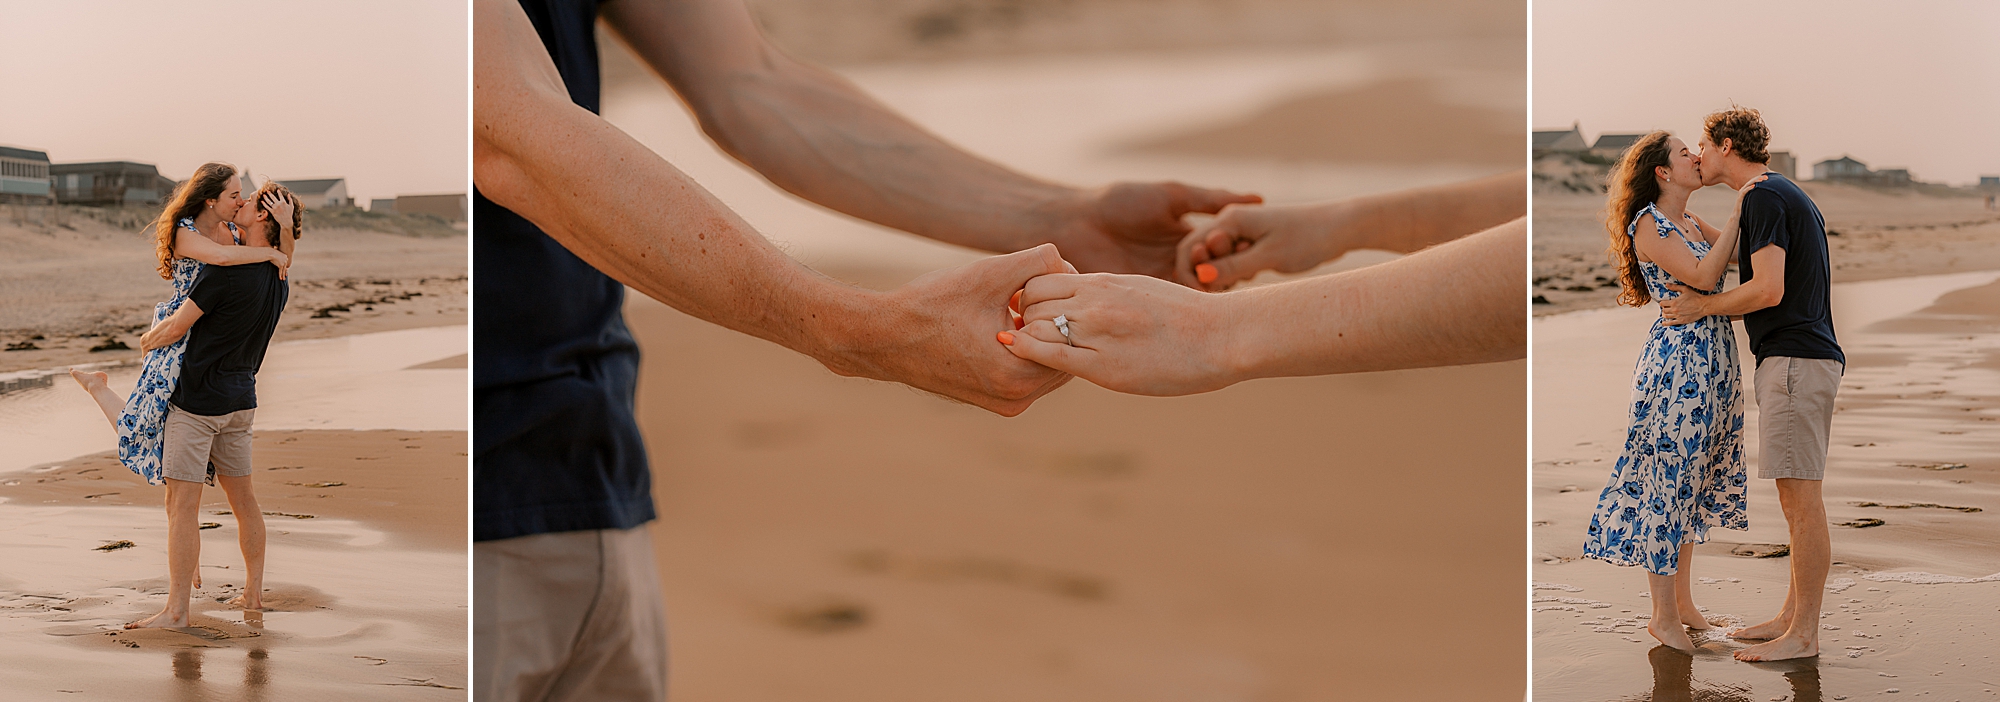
[1722,159,1772,191]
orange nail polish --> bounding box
[1010,290,1022,313]
[997,331,1015,345]
[1196,263,1218,284]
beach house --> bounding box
[1588,133,1645,160]
[279,178,352,209]
[1813,156,1870,180]
[395,193,468,222]
[51,161,176,205]
[0,145,53,204]
[1532,123,1588,156]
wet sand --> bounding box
[1532,183,2000,316]
[628,286,1525,701]
[585,24,1531,698]
[0,429,468,700]
[0,214,467,374]
[1532,272,2000,700]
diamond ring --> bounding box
[1052,315,1074,346]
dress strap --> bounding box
[225,221,242,245]
[1627,203,1673,239]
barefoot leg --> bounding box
[69,369,124,427]
[1737,479,1827,661]
[216,472,265,610]
[127,477,203,629]
[1672,545,1711,630]
[1646,570,1695,652]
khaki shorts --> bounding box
[474,526,668,702]
[162,405,256,484]
[1754,356,1843,481]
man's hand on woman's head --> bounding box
[1048,181,1261,280]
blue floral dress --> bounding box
[1582,204,1747,576]
[114,218,239,485]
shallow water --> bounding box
[1533,271,2000,700]
[0,325,467,475]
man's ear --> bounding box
[1719,137,1735,157]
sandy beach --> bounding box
[582,7,1531,695]
[1532,178,2000,317]
[0,429,468,701]
[0,209,467,375]
[1533,270,2000,700]
[0,320,468,700]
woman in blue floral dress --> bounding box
[69,163,297,485]
[1581,131,1762,652]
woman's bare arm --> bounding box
[1633,213,1736,292]
[1002,217,1526,396]
[175,227,287,268]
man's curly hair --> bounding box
[1703,106,1770,164]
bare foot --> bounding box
[1679,604,1713,630]
[193,573,202,590]
[227,593,263,611]
[1731,615,1790,641]
[124,608,188,630]
[1648,618,1695,652]
[69,369,110,392]
[1735,634,1819,661]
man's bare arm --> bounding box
[1660,245,1785,325]
[140,300,203,352]
[600,0,1259,278]
[473,0,1071,415]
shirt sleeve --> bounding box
[185,265,237,313]
[1738,189,1788,255]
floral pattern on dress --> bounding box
[1582,203,1747,576]
[113,218,237,485]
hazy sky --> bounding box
[0,1,466,202]
[1534,0,2000,185]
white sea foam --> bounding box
[1533,581,1584,592]
[1863,571,2000,585]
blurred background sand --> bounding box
[586,0,1529,699]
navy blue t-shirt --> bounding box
[171,262,289,416]
[1737,173,1843,366]
[473,0,655,542]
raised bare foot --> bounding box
[124,608,188,629]
[1734,634,1818,661]
[1648,618,1696,652]
[1731,615,1790,641]
[69,369,109,392]
[226,593,263,611]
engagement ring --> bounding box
[1053,315,1074,346]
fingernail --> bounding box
[1010,290,1022,313]
[1014,316,1024,330]
[1196,263,1218,284]
[996,331,1015,345]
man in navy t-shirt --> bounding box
[1662,106,1843,663]
[473,0,1261,698]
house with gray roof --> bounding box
[0,145,53,204]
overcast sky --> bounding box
[1534,0,2000,185]
[0,1,466,202]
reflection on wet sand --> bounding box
[1623,645,1824,702]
